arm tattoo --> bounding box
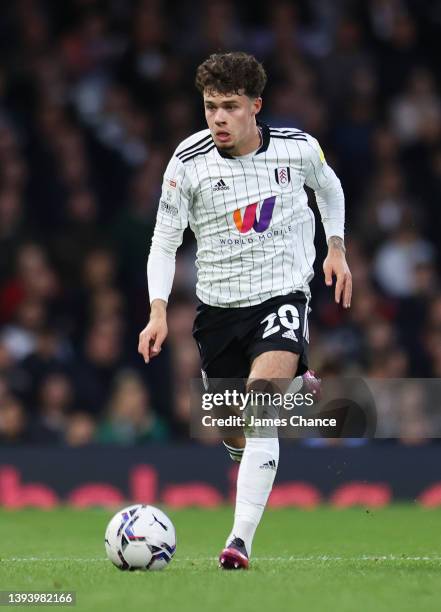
[328,236,346,253]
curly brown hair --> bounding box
[195,52,267,98]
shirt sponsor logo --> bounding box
[233,196,276,233]
[219,224,294,246]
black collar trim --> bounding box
[257,121,270,154]
[216,121,271,159]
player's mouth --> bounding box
[215,131,231,143]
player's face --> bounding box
[203,91,262,155]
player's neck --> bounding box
[231,125,262,157]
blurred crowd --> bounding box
[0,0,441,446]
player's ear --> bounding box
[252,97,262,116]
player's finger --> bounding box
[151,332,165,356]
[343,274,352,308]
[139,331,153,363]
[335,273,344,304]
[323,262,333,286]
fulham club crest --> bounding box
[275,167,291,187]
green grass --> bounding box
[0,506,440,611]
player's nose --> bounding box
[214,109,227,124]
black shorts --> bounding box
[192,292,310,380]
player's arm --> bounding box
[304,136,352,309]
[138,157,191,363]
[138,223,184,363]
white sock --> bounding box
[227,437,279,557]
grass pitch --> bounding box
[0,506,440,611]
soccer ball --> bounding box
[105,504,176,571]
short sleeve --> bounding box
[156,156,192,230]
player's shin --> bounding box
[226,397,279,559]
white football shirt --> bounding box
[151,123,344,308]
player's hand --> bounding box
[138,302,168,363]
[323,237,352,309]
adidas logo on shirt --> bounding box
[213,179,230,191]
[259,459,277,470]
[282,329,298,342]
